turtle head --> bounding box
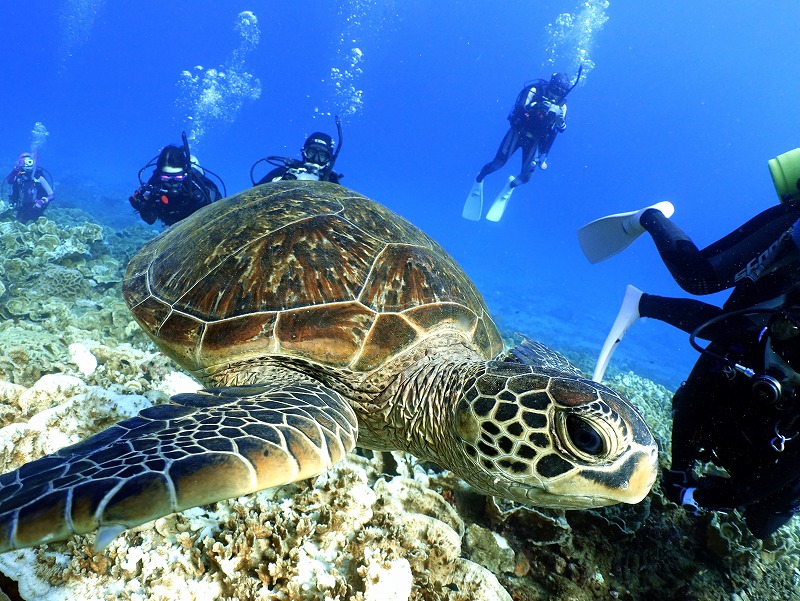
[452,362,658,509]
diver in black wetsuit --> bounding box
[626,283,800,540]
[249,123,343,186]
[664,291,800,540]
[255,132,342,185]
[480,74,568,180]
[584,150,800,539]
[129,135,225,227]
[463,70,578,222]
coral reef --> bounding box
[0,209,153,387]
[1,207,799,600]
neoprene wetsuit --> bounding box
[639,201,800,538]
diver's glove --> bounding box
[545,101,564,118]
[130,185,156,210]
[33,197,48,209]
[678,487,701,515]
[538,155,549,170]
[662,468,700,509]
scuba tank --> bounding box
[768,148,800,204]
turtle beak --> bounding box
[536,445,659,508]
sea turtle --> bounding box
[0,181,658,552]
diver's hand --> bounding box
[545,101,564,116]
[661,468,695,505]
[130,186,156,210]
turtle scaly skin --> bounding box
[0,181,658,552]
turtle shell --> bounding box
[123,181,503,377]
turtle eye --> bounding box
[565,414,605,456]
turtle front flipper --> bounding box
[0,382,358,553]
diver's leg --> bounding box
[746,478,800,538]
[477,128,520,182]
[515,137,538,185]
[639,210,722,295]
[638,294,725,336]
[745,510,796,539]
[693,472,800,539]
[537,130,556,167]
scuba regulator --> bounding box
[690,307,800,405]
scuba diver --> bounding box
[463,69,580,223]
[4,152,55,223]
[129,133,225,227]
[585,147,800,539]
[595,285,800,539]
[250,118,343,186]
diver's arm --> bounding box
[37,174,55,202]
[523,86,539,108]
[554,103,567,132]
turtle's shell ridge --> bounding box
[123,182,502,374]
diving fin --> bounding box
[592,285,643,383]
[576,201,675,264]
[462,180,484,221]
[485,176,516,222]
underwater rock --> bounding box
[0,374,152,476]
[463,524,516,575]
[69,342,97,376]
[486,496,572,547]
[706,512,762,562]
[0,321,70,387]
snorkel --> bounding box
[566,63,583,96]
[329,115,343,173]
[179,131,227,196]
[181,131,193,172]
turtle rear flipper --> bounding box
[0,382,358,552]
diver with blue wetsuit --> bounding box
[5,152,55,223]
[582,148,800,539]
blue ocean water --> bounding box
[2,0,799,389]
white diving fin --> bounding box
[485,176,516,222]
[462,180,484,221]
[577,201,675,264]
[592,285,643,383]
